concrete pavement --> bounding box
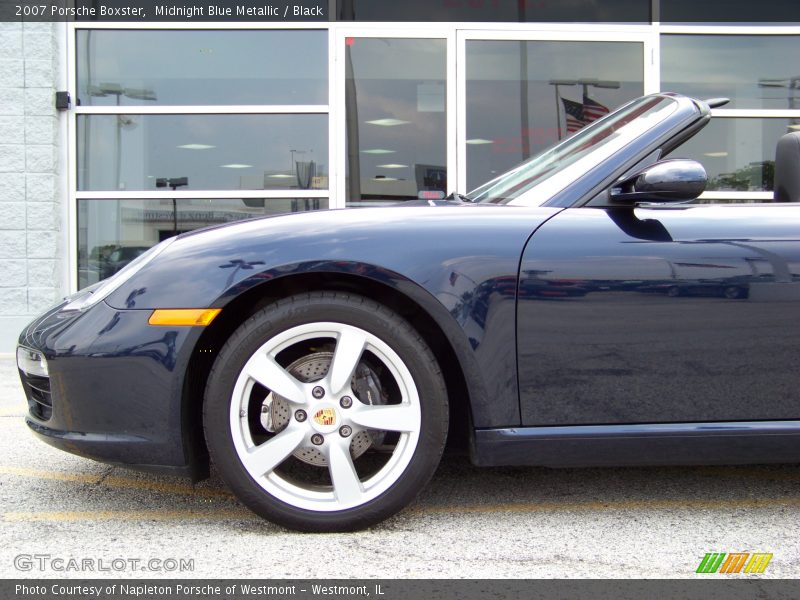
[1,354,798,579]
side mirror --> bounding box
[608,159,707,204]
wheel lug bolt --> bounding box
[339,396,353,409]
[339,425,352,438]
[312,386,325,399]
[295,410,307,422]
[311,433,324,445]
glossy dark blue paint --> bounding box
[20,300,200,473]
[105,204,561,429]
[518,204,800,426]
[17,93,800,477]
[21,204,560,473]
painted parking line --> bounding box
[3,509,254,523]
[3,465,800,523]
[5,495,800,524]
[103,474,234,499]
[0,465,104,485]
[0,466,234,499]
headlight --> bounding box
[17,346,48,377]
[62,237,176,312]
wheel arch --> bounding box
[182,268,482,479]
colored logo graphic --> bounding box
[313,408,336,426]
[696,553,772,574]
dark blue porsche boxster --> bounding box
[17,93,800,531]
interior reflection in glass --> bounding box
[77,198,327,289]
[471,96,676,206]
[669,118,799,194]
[466,40,644,191]
[77,114,328,192]
[661,35,800,110]
[77,30,328,106]
[345,38,447,205]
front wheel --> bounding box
[204,292,448,532]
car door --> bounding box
[517,203,800,426]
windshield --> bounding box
[470,95,680,206]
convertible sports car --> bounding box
[17,93,800,531]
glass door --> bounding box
[335,29,456,207]
[334,28,652,206]
[457,30,655,192]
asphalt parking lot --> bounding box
[1,355,798,579]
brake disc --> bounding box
[259,352,380,467]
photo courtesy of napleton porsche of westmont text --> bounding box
[15,583,382,596]
[2,0,800,597]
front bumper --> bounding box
[18,300,202,477]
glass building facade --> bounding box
[66,2,800,290]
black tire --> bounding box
[204,291,448,532]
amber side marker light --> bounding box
[148,308,222,326]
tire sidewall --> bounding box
[204,293,448,532]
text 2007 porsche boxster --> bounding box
[17,93,800,531]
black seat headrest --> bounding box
[774,131,800,202]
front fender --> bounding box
[105,205,562,427]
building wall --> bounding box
[0,22,64,351]
[1,20,798,353]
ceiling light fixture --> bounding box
[178,144,216,150]
[366,118,410,127]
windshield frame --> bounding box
[469,95,687,207]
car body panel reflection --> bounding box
[518,205,800,426]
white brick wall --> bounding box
[0,22,62,351]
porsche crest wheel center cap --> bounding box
[310,404,339,434]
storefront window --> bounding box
[77,198,327,289]
[77,114,328,192]
[77,30,328,106]
[345,38,447,204]
[74,28,330,290]
[662,35,800,110]
[69,24,799,291]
